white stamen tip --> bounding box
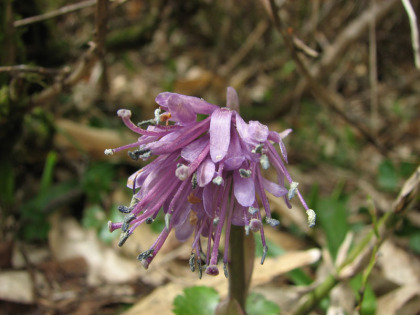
[117,109,132,118]
[288,181,299,200]
[307,209,316,228]
[175,164,189,180]
[104,149,114,156]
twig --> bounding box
[29,42,97,108]
[94,0,110,93]
[265,0,388,155]
[13,0,97,28]
[369,0,379,133]
[401,0,420,69]
[0,64,64,75]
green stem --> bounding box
[228,225,246,311]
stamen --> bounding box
[265,217,280,227]
[122,213,136,232]
[261,245,268,264]
[213,217,219,225]
[154,108,161,125]
[189,252,196,272]
[118,231,132,247]
[248,207,259,215]
[137,249,154,261]
[212,176,224,185]
[252,143,264,154]
[128,148,151,161]
[104,149,114,156]
[307,209,316,228]
[118,205,131,213]
[260,154,270,170]
[245,225,250,235]
[191,173,198,189]
[223,263,229,278]
[137,118,156,128]
[239,169,252,178]
[165,213,171,230]
[175,164,189,180]
[288,181,299,200]
[146,217,154,224]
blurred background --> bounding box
[0,0,419,314]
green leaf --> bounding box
[349,274,377,315]
[246,293,280,315]
[409,233,420,254]
[173,286,220,315]
[377,160,398,192]
[316,196,349,260]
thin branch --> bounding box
[369,0,379,132]
[266,0,388,155]
[401,0,420,69]
[0,64,64,75]
[13,0,97,28]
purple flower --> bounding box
[106,87,315,277]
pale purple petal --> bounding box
[262,177,288,197]
[210,109,232,162]
[226,87,239,112]
[167,94,197,124]
[181,135,209,162]
[174,209,194,241]
[231,202,246,226]
[234,111,249,140]
[197,157,215,187]
[248,121,269,143]
[279,128,292,139]
[155,92,219,116]
[224,129,245,170]
[233,168,255,206]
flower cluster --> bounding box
[106,87,315,277]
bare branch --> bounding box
[401,0,420,69]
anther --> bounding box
[212,176,224,185]
[223,263,229,278]
[118,231,132,247]
[252,143,265,154]
[260,154,270,170]
[165,213,171,230]
[122,213,136,232]
[205,265,219,276]
[175,165,189,180]
[213,217,220,226]
[288,181,299,200]
[307,209,316,228]
[239,169,252,178]
[146,217,154,224]
[261,245,268,264]
[137,249,154,261]
[104,149,114,156]
[191,173,198,189]
[248,207,259,215]
[189,252,196,272]
[118,205,131,214]
[265,217,280,227]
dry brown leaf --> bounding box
[54,119,137,161]
[377,284,420,315]
[0,271,34,304]
[123,248,321,315]
[48,213,142,285]
[377,240,420,286]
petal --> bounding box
[233,168,255,206]
[155,92,219,116]
[210,108,232,162]
[226,87,239,112]
[231,202,247,226]
[166,94,196,124]
[181,135,209,162]
[248,121,269,143]
[224,127,245,170]
[234,111,249,140]
[197,157,215,187]
[262,177,288,197]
